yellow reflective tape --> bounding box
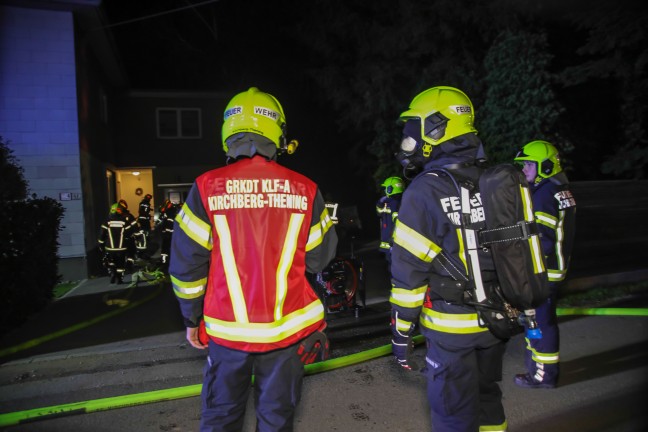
[392,220,440,263]
[176,204,212,250]
[529,235,546,274]
[204,300,324,343]
[171,275,207,299]
[420,308,488,334]
[389,285,426,308]
[532,351,560,363]
[395,321,411,332]
[547,269,566,281]
[213,215,249,323]
[275,213,304,320]
[536,211,557,228]
[306,209,332,251]
[479,420,508,432]
[394,316,413,332]
[554,211,567,272]
[456,228,468,273]
[520,185,534,222]
[526,340,560,364]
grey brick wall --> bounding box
[0,5,84,259]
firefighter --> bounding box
[169,87,337,431]
[98,203,135,284]
[513,140,576,388]
[118,199,137,225]
[138,193,153,236]
[157,199,177,272]
[389,86,508,431]
[118,199,141,267]
[375,176,404,267]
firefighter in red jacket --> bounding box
[170,87,338,432]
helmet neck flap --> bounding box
[225,132,277,163]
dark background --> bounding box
[100,0,648,236]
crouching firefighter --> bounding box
[389,86,510,432]
[169,87,338,432]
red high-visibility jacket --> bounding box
[170,155,337,352]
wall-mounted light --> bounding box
[132,171,141,176]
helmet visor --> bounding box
[424,112,449,141]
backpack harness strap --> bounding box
[478,220,539,245]
[420,168,488,303]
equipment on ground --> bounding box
[314,256,364,314]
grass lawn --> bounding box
[53,280,81,299]
[558,280,648,307]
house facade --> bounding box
[0,1,229,280]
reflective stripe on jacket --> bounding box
[98,217,135,252]
[389,140,496,332]
[170,156,338,353]
[531,178,576,282]
[376,194,401,250]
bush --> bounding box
[0,137,64,336]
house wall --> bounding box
[75,21,123,278]
[0,6,85,263]
[112,91,229,173]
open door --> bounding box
[115,168,154,212]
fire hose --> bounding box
[1,306,647,427]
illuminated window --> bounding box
[156,108,201,139]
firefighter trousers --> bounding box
[200,341,304,432]
[523,283,560,385]
[423,327,507,432]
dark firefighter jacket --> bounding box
[98,212,136,252]
[531,174,576,282]
[389,134,497,336]
[376,194,402,251]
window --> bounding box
[156,108,201,139]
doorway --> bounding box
[115,168,154,213]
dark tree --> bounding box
[479,30,570,166]
[0,137,64,335]
[559,0,648,179]
[0,137,28,201]
[295,0,508,188]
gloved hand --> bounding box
[297,330,329,365]
[392,333,414,370]
[391,311,416,371]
